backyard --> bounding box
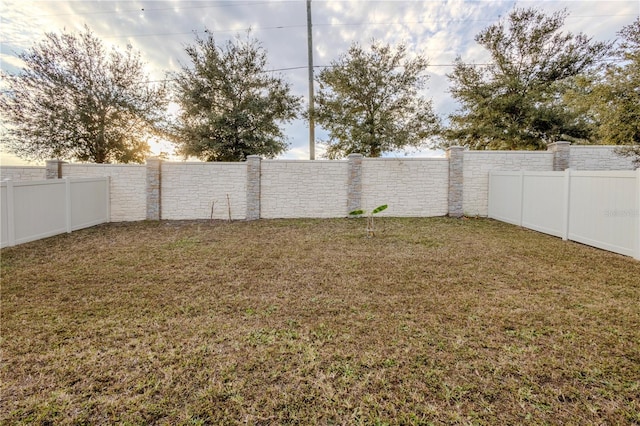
[1,217,639,425]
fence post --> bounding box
[45,159,66,179]
[105,176,111,223]
[518,171,525,227]
[635,168,640,260]
[561,168,572,241]
[487,171,493,218]
[65,177,72,233]
[347,153,363,214]
[446,146,464,217]
[548,141,571,171]
[246,155,262,220]
[6,180,15,246]
[146,157,162,220]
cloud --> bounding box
[1,0,638,164]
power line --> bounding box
[88,12,640,41]
[29,2,639,21]
[104,25,307,40]
[32,2,275,18]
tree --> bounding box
[609,19,640,168]
[446,8,610,150]
[589,19,639,166]
[0,26,167,163]
[172,32,300,162]
[313,41,440,159]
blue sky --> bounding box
[1,0,638,165]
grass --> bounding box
[1,217,639,425]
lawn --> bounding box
[1,217,639,425]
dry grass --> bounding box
[1,217,639,425]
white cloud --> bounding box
[1,0,637,165]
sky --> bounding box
[1,0,638,165]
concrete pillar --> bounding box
[347,153,363,214]
[45,159,66,179]
[146,157,162,220]
[548,141,571,171]
[446,146,464,217]
[246,155,262,220]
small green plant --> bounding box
[349,204,388,237]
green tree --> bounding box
[172,32,300,162]
[594,19,640,143]
[446,8,610,150]
[608,18,640,168]
[313,41,440,159]
[0,26,167,163]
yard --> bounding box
[1,217,639,425]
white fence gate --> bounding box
[488,169,640,260]
[1,177,110,248]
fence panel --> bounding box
[1,184,10,247]
[568,171,638,257]
[70,178,110,230]
[487,172,522,225]
[361,158,449,217]
[1,177,110,248]
[260,161,349,218]
[13,180,67,245]
[161,163,247,220]
[489,169,639,260]
[521,172,566,238]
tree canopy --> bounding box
[313,41,440,159]
[446,8,610,150]
[605,18,640,167]
[590,18,640,146]
[0,26,167,163]
[172,32,300,162]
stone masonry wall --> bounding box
[161,162,247,220]
[361,158,449,217]
[62,164,146,222]
[0,167,46,181]
[6,143,635,224]
[260,160,349,218]
[463,151,554,217]
[569,146,636,170]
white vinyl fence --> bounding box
[488,169,640,260]
[1,177,110,248]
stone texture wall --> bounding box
[14,143,634,223]
[0,167,46,181]
[260,160,349,218]
[361,158,449,217]
[463,151,554,217]
[161,162,247,220]
[62,164,146,222]
[569,146,636,170]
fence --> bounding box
[1,143,636,222]
[488,169,640,259]
[1,177,110,248]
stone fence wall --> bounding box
[161,162,248,221]
[569,145,635,170]
[0,166,46,181]
[260,160,348,218]
[1,142,636,221]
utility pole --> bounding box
[306,0,315,160]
